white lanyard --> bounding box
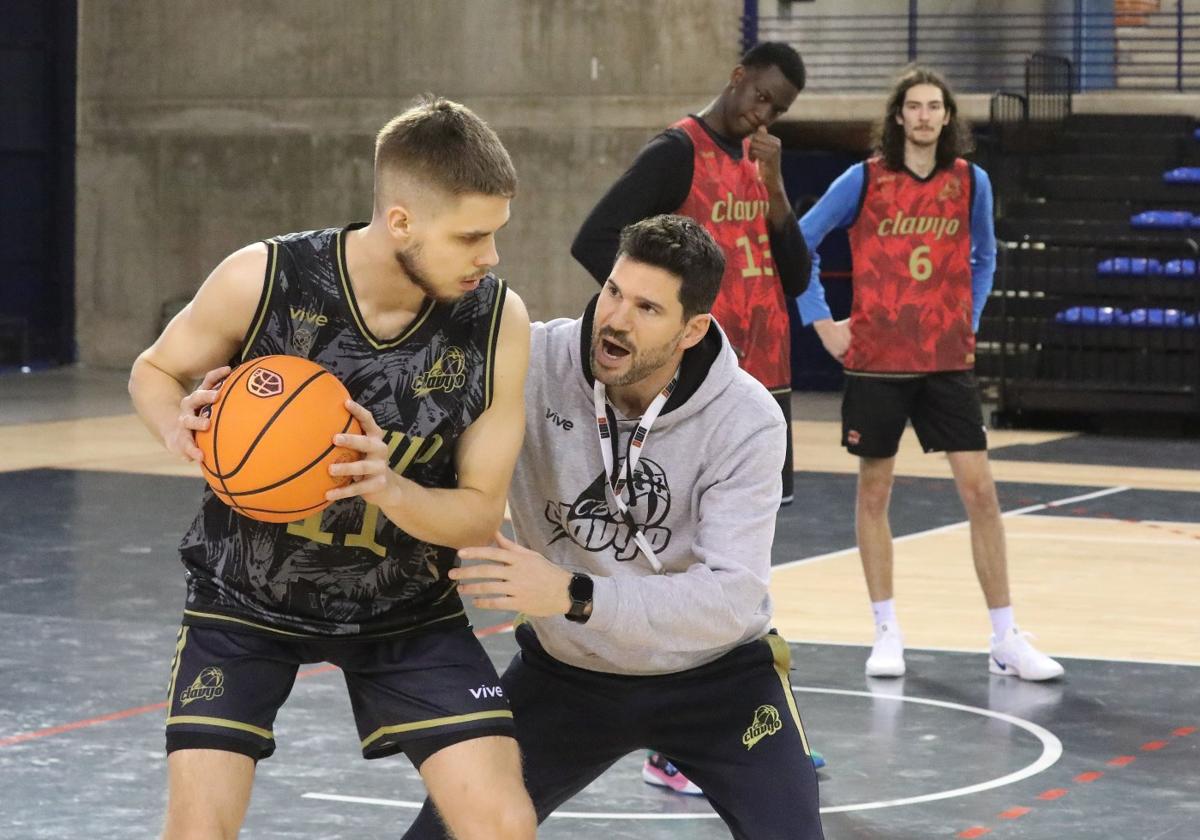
[592,369,679,573]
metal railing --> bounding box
[741,2,1200,93]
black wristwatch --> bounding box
[565,573,593,624]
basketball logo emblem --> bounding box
[741,704,783,750]
[292,327,315,356]
[413,347,467,396]
[179,666,226,706]
[247,367,285,398]
[545,459,672,562]
[938,177,962,201]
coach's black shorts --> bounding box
[164,623,513,767]
[842,370,987,459]
[509,623,823,840]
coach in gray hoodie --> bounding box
[404,215,824,840]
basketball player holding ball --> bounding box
[128,97,536,840]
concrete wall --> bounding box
[77,0,741,368]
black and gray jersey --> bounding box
[179,223,507,638]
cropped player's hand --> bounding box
[326,399,396,506]
[749,125,783,187]
[169,365,230,462]
[452,531,574,617]
[814,318,851,363]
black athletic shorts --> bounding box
[164,623,514,767]
[841,370,987,459]
[403,622,825,840]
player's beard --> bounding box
[590,325,684,387]
[395,242,458,303]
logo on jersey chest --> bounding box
[414,347,467,396]
[712,192,769,224]
[289,306,328,355]
[876,210,960,240]
[938,177,963,201]
[290,306,329,327]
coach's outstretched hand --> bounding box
[453,532,574,617]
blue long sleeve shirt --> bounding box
[796,161,996,332]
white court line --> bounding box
[773,485,1131,572]
[302,687,1062,820]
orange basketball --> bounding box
[194,355,364,523]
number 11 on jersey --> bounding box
[286,430,444,557]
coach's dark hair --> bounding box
[374,95,517,203]
[741,41,806,91]
[617,215,725,319]
[873,65,974,171]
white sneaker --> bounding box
[865,623,906,677]
[989,628,1064,681]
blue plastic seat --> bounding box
[1129,308,1173,328]
[1097,257,1163,276]
[1056,306,1127,326]
[1164,259,1198,276]
[1130,210,1193,229]
[1163,167,1200,184]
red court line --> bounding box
[997,806,1030,820]
[475,620,514,638]
[0,701,169,748]
[0,621,514,749]
[1036,788,1069,801]
[955,723,1193,838]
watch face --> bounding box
[569,573,594,603]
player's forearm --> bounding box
[376,480,505,549]
[769,214,811,296]
[128,354,190,446]
[766,180,792,229]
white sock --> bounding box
[989,606,1015,641]
[871,599,897,630]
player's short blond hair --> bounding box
[374,95,516,206]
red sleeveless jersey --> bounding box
[672,117,790,390]
[846,157,974,373]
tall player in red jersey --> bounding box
[571,41,819,795]
[572,41,811,508]
[798,66,1064,682]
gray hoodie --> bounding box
[509,299,786,675]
